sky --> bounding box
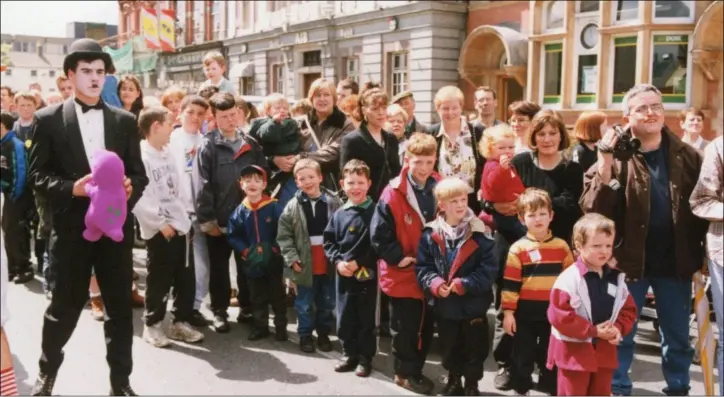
[1,0,118,37]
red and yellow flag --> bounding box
[159,9,175,52]
[141,7,160,50]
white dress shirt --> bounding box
[75,101,106,165]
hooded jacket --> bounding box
[132,140,192,239]
[416,212,498,320]
[0,131,28,202]
[227,195,284,278]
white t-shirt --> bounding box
[169,128,204,214]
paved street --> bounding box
[3,245,719,395]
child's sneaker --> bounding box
[354,359,372,378]
[168,321,204,343]
[299,335,315,353]
[143,323,171,348]
[317,334,333,352]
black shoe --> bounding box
[317,334,333,352]
[188,310,208,327]
[334,356,358,372]
[31,372,57,396]
[237,309,253,324]
[110,384,138,396]
[494,367,512,391]
[394,374,435,395]
[14,271,34,284]
[248,327,270,341]
[299,335,315,353]
[274,328,288,342]
[355,360,372,377]
[212,315,230,333]
[438,373,464,396]
[463,379,479,396]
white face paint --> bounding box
[68,59,106,100]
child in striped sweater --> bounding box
[502,188,574,395]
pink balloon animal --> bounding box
[83,149,127,242]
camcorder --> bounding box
[599,124,641,162]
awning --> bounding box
[229,61,254,80]
[459,25,528,87]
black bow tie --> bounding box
[75,98,104,113]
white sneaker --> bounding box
[143,323,171,348]
[168,321,204,343]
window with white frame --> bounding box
[574,17,599,105]
[212,0,222,40]
[542,43,563,104]
[193,0,205,44]
[176,1,186,47]
[389,52,408,97]
[343,57,359,82]
[544,1,565,31]
[653,0,694,22]
[613,0,639,23]
[611,36,638,103]
[241,77,254,95]
[273,64,284,94]
[651,34,690,105]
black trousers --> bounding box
[493,233,514,368]
[1,195,32,276]
[511,317,557,394]
[207,234,250,317]
[338,290,376,361]
[437,315,490,382]
[247,269,287,330]
[389,297,434,377]
[39,231,134,387]
[144,232,195,326]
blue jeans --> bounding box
[709,261,724,397]
[295,274,335,338]
[612,277,694,396]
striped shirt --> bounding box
[502,231,574,319]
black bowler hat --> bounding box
[63,38,115,76]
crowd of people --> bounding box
[0,37,722,397]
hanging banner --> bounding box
[141,7,161,50]
[103,41,133,73]
[134,53,159,74]
[159,9,175,52]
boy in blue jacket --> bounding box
[0,111,34,284]
[323,159,378,377]
[227,165,288,342]
[416,177,498,396]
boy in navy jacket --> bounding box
[228,165,288,342]
[323,160,378,377]
[416,177,498,396]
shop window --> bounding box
[542,43,563,105]
[544,1,565,31]
[611,36,638,103]
[654,0,694,22]
[651,34,690,104]
[343,57,359,82]
[576,55,598,104]
[577,0,599,14]
[614,0,639,23]
[389,52,408,97]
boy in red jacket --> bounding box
[547,213,637,396]
[370,133,440,395]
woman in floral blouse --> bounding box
[427,86,485,212]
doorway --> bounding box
[499,77,524,122]
[303,73,322,97]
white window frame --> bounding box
[571,15,599,109]
[649,31,693,110]
[273,64,285,94]
[176,1,186,47]
[343,56,359,82]
[652,0,695,24]
[240,76,254,95]
[211,0,223,41]
[611,0,641,26]
[193,1,205,44]
[389,52,409,97]
[607,34,639,109]
[543,0,566,33]
[539,42,564,109]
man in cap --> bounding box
[391,91,427,138]
[27,38,148,396]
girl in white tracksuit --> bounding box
[134,110,204,348]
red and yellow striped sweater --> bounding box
[502,231,574,319]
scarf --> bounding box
[437,208,476,242]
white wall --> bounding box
[1,67,63,95]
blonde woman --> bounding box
[386,104,409,165]
[428,86,484,212]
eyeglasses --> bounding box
[509,117,530,124]
[629,103,664,115]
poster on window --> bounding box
[581,66,597,94]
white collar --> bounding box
[437,116,470,139]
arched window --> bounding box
[544,1,565,31]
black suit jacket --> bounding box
[28,98,148,241]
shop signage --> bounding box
[165,51,206,68]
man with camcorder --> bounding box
[580,83,708,396]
